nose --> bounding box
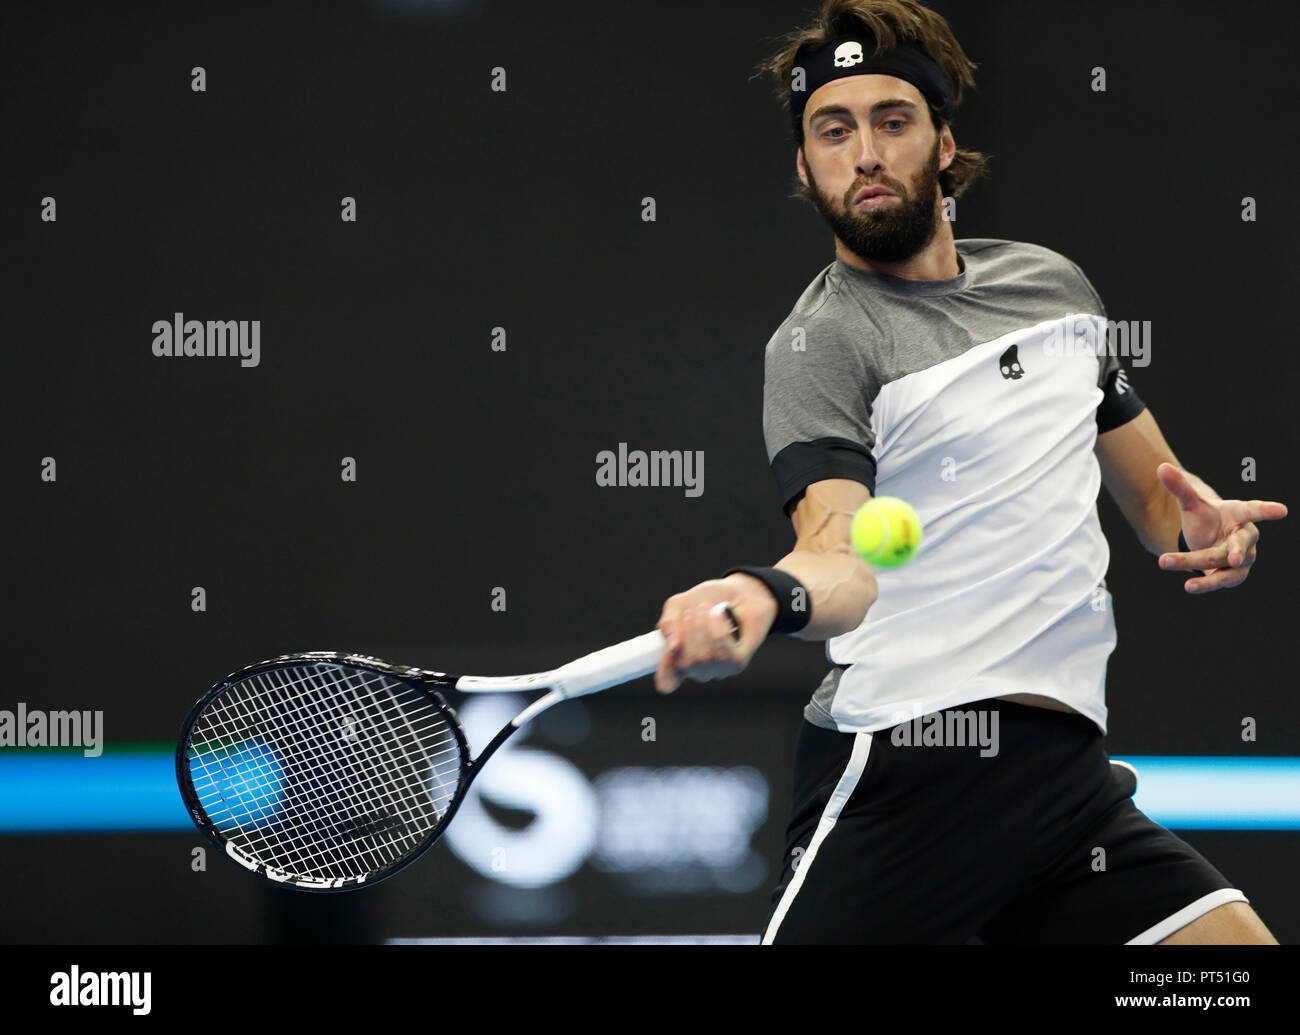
[854,133,884,178]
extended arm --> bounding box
[1095,409,1288,592]
[1095,408,1199,555]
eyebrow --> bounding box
[807,98,919,126]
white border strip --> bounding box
[387,935,760,945]
[1125,888,1248,945]
[761,731,874,945]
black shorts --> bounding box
[763,699,1246,944]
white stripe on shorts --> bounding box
[761,731,874,945]
[1125,888,1249,945]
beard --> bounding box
[803,135,943,265]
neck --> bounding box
[835,216,962,281]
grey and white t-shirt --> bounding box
[762,238,1146,735]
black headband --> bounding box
[789,35,954,135]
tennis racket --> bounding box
[176,606,740,891]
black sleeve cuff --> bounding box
[1097,369,1147,433]
[770,437,877,517]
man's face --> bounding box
[798,76,948,265]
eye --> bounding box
[823,126,849,139]
[883,119,905,131]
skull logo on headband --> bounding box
[833,41,864,68]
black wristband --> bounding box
[721,566,811,635]
[1177,530,1206,577]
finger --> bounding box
[1236,500,1288,524]
[678,608,741,685]
[1186,564,1251,594]
[1160,545,1229,572]
[655,597,686,638]
[1226,528,1249,567]
[654,648,676,693]
[653,604,681,693]
[1155,463,1205,511]
[1221,541,1259,574]
[657,650,684,693]
[682,605,711,666]
[654,625,683,693]
[1233,544,1259,575]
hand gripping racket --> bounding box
[177,607,740,891]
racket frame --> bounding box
[176,652,476,892]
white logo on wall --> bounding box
[594,766,768,893]
[443,696,769,894]
[834,41,864,68]
[445,696,598,888]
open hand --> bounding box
[1155,462,1288,593]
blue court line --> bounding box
[0,751,1298,832]
[1120,756,1300,830]
[0,750,189,832]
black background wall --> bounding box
[4,0,1297,943]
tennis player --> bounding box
[652,0,1288,944]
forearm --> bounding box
[767,545,878,640]
[655,552,877,694]
[1142,466,1222,555]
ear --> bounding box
[938,125,956,172]
[796,146,810,189]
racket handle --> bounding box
[455,605,741,696]
[550,630,668,699]
[551,603,742,700]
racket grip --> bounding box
[550,630,668,699]
[551,604,741,699]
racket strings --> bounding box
[192,675,426,879]
[194,668,455,879]
[186,663,465,881]
[264,666,465,816]
[196,671,420,843]
[258,666,452,836]
[211,669,437,876]
[226,666,460,862]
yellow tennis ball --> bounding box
[851,497,923,568]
